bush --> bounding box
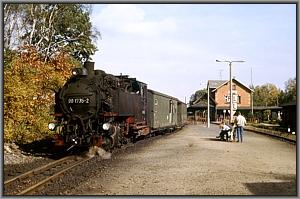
[247,112,254,123]
[263,110,271,121]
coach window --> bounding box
[154,99,158,105]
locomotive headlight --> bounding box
[48,123,56,131]
[102,123,111,131]
[72,68,81,76]
[72,68,87,76]
[72,70,78,75]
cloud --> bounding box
[92,5,177,37]
[91,4,296,101]
[90,5,241,101]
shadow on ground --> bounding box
[18,139,53,155]
[201,137,226,142]
[17,138,72,159]
[244,174,296,196]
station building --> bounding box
[188,79,296,133]
[188,78,253,122]
[188,78,284,123]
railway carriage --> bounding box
[177,101,187,127]
[147,89,178,131]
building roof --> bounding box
[207,80,227,89]
[188,101,214,109]
[209,78,253,93]
[193,94,216,105]
[188,93,216,111]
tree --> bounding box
[189,89,207,105]
[253,83,281,106]
[4,4,100,63]
[4,46,76,143]
[4,4,26,49]
[279,77,296,104]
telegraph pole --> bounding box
[219,69,223,80]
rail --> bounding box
[4,155,94,195]
[244,126,296,142]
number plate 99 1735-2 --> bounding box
[68,98,90,104]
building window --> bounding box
[232,84,236,90]
[154,99,158,105]
[225,95,230,103]
[225,95,241,104]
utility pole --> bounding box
[251,67,254,115]
[216,59,245,123]
[207,82,210,128]
[219,69,223,80]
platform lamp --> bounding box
[216,59,245,123]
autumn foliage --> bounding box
[4,46,77,143]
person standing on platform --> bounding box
[236,112,247,142]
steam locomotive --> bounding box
[48,62,187,151]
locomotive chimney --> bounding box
[84,61,95,77]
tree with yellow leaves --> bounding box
[4,46,78,143]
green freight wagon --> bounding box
[147,89,177,131]
[147,89,187,132]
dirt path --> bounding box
[67,124,296,195]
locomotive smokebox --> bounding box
[84,62,95,77]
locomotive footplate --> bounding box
[100,112,118,117]
[133,125,150,136]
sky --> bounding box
[90,4,296,103]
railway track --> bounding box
[3,128,184,195]
[244,126,296,143]
[4,155,94,195]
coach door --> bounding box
[169,100,174,124]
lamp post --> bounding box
[216,59,245,123]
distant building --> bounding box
[189,79,290,125]
[188,78,253,122]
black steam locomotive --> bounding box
[49,62,186,151]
